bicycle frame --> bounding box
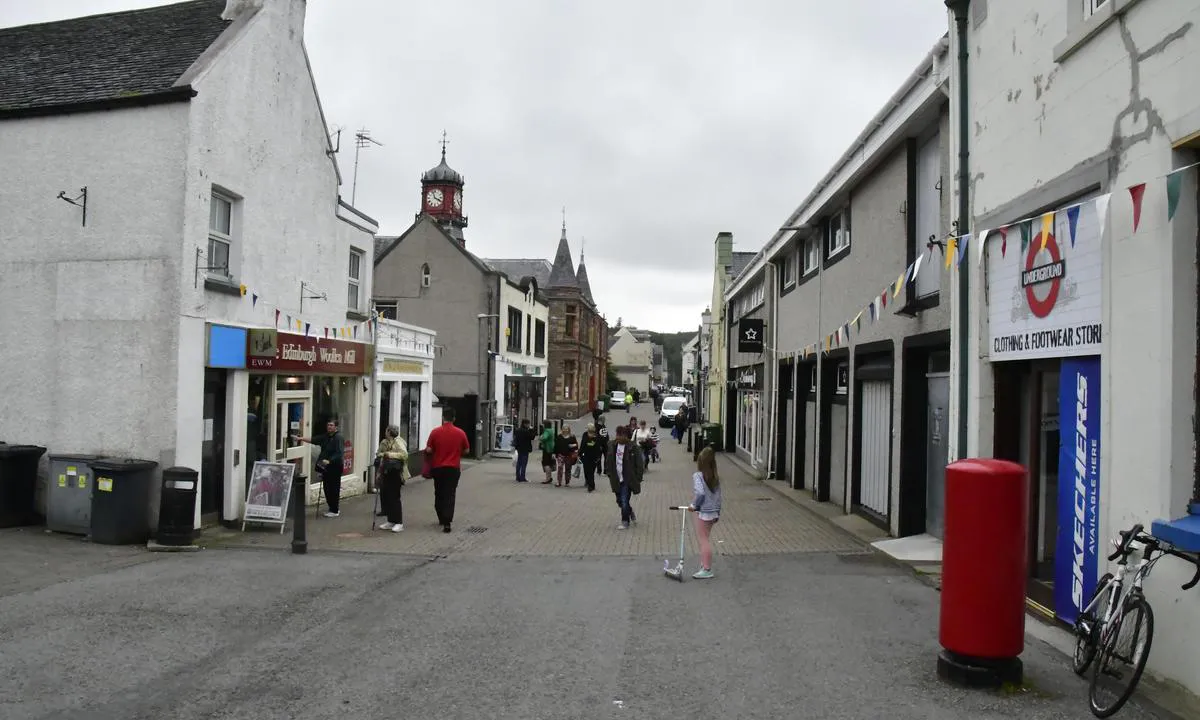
[1087,537,1172,647]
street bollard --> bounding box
[291,473,308,555]
[686,428,693,453]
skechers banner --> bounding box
[1054,356,1101,624]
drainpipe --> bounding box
[367,301,381,493]
[765,261,779,479]
[947,0,971,461]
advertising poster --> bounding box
[243,461,296,524]
[986,198,1104,362]
[1054,356,1101,624]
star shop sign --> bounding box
[738,318,765,353]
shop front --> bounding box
[984,197,1104,623]
[205,324,372,524]
[732,364,765,466]
[373,319,436,470]
[494,358,546,451]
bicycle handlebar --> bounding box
[1107,523,1200,589]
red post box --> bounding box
[937,458,1029,687]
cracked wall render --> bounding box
[960,0,1200,696]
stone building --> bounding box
[544,225,608,420]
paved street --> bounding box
[0,405,1175,719]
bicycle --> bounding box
[1071,522,1200,717]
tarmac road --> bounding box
[0,406,1175,719]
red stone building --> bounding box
[544,225,608,420]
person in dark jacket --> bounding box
[296,419,345,518]
[673,403,690,444]
[553,425,579,487]
[579,423,605,492]
[512,419,535,482]
[604,425,644,529]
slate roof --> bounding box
[547,235,578,289]
[730,251,757,278]
[375,236,399,262]
[484,258,552,287]
[0,1,231,116]
[576,261,595,304]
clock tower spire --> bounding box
[419,130,468,243]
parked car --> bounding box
[609,390,627,409]
[658,396,687,427]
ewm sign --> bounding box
[1054,356,1101,625]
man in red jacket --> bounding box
[425,406,471,533]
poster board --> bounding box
[242,461,296,533]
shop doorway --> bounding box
[793,363,814,491]
[380,381,394,440]
[993,360,1061,612]
[924,365,950,539]
[201,369,227,523]
[775,360,792,483]
[274,391,312,481]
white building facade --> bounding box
[372,319,436,469]
[493,277,550,449]
[0,0,377,530]
[948,0,1200,695]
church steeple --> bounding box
[576,236,595,304]
[419,131,468,243]
[547,211,579,288]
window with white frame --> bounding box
[1083,0,1108,19]
[347,248,364,311]
[803,236,820,275]
[208,191,234,277]
[781,250,797,287]
[376,303,397,320]
[827,206,851,258]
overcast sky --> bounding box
[3,0,949,333]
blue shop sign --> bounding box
[207,324,248,369]
[1054,355,1101,624]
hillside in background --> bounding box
[646,329,696,385]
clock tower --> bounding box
[419,133,468,243]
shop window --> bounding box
[506,306,523,352]
[400,381,422,451]
[535,319,546,357]
[208,189,237,279]
[348,248,364,311]
[314,376,356,468]
[565,304,578,338]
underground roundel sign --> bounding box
[1022,231,1064,318]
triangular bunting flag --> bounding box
[286,315,292,328]
[892,273,905,298]
[1039,212,1054,251]
[353,326,358,339]
[239,284,247,297]
[944,237,957,269]
[868,299,876,321]
[1129,183,1146,232]
[1066,206,1081,247]
[1167,169,1185,221]
[912,254,924,281]
[1095,193,1111,240]
[324,328,329,339]
[252,293,258,307]
[881,290,888,309]
[304,322,310,336]
[976,229,989,267]
[1019,220,1032,250]
[957,233,970,266]
[853,311,863,331]
[998,226,1008,257]
[275,309,280,327]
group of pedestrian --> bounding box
[312,401,722,579]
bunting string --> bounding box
[787,161,1198,359]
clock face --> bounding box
[425,188,444,207]
[452,192,462,211]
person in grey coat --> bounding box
[605,425,645,530]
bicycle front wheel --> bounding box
[1088,595,1154,718]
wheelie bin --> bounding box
[0,444,48,528]
[88,458,159,545]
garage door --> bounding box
[858,380,891,517]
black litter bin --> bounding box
[88,458,158,545]
[0,444,47,528]
[156,466,198,546]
